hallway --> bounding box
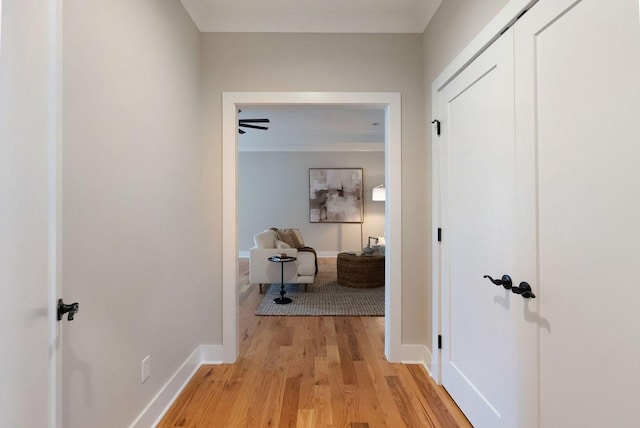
[158,259,470,427]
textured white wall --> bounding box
[0,1,56,426]
[62,1,211,426]
[201,32,427,345]
[238,151,385,253]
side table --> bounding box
[268,256,297,304]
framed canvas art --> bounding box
[309,168,363,223]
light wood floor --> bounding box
[158,258,470,428]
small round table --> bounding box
[268,256,297,304]
[337,252,385,288]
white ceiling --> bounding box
[180,0,443,33]
[238,106,385,152]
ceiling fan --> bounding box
[238,111,270,134]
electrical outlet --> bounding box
[141,355,150,384]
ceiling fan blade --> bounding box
[239,118,270,123]
[239,129,246,134]
[239,123,269,130]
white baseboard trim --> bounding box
[429,358,439,382]
[238,251,250,258]
[317,251,340,257]
[200,345,224,364]
[399,344,431,373]
[130,344,223,428]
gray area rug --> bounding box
[255,263,384,316]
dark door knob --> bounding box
[57,299,79,321]
[511,282,536,299]
[483,274,513,290]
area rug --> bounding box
[254,262,384,316]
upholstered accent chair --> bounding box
[249,229,316,293]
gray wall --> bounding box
[201,32,427,345]
[62,1,212,426]
[239,151,385,253]
[421,0,511,350]
[53,1,519,424]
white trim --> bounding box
[430,0,539,385]
[316,251,342,258]
[238,251,250,258]
[223,91,402,363]
[129,345,224,428]
[0,0,2,57]
[432,0,538,93]
[200,345,225,364]
[49,1,63,426]
[239,142,384,152]
[399,344,432,368]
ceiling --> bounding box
[180,0,443,33]
[238,106,385,152]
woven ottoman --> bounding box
[337,252,385,288]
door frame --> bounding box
[51,0,64,426]
[430,0,539,382]
[222,91,402,363]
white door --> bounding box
[440,0,640,426]
[439,28,539,428]
[516,0,640,426]
[0,0,62,426]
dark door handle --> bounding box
[483,274,513,290]
[511,282,536,299]
[57,299,79,321]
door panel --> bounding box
[440,29,538,428]
[0,1,60,426]
[516,0,640,426]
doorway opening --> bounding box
[221,92,402,363]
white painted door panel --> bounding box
[439,0,640,426]
[516,0,640,426]
[440,29,538,428]
[0,1,61,426]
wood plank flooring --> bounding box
[158,258,470,428]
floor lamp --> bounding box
[361,184,386,251]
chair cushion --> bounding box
[288,228,305,247]
[275,240,291,249]
[254,230,277,248]
[276,228,303,248]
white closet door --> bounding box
[439,28,539,428]
[515,0,640,426]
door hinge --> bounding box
[438,335,442,349]
[437,228,442,242]
[431,119,441,136]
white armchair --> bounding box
[249,229,316,293]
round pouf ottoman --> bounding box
[337,252,385,288]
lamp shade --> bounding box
[372,185,386,201]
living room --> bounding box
[238,106,386,259]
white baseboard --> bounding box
[399,344,431,373]
[429,358,439,382]
[129,345,223,428]
[317,251,340,257]
[200,345,224,364]
[238,251,250,258]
